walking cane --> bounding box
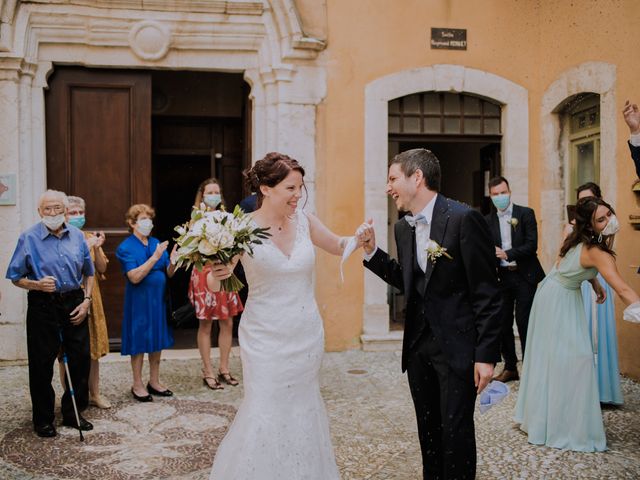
[58,329,85,441]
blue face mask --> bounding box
[68,215,86,229]
[204,194,222,209]
[491,193,511,211]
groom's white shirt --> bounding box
[364,194,438,273]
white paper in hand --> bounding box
[623,301,640,323]
[340,236,358,283]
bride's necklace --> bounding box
[274,214,294,232]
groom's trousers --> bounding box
[407,329,477,480]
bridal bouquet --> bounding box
[173,205,270,291]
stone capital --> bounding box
[0,57,38,82]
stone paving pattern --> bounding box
[1,349,639,479]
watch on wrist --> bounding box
[83,296,92,303]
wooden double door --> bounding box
[46,67,248,347]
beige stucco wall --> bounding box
[315,0,640,379]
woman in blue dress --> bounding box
[116,204,177,402]
[515,197,639,452]
[576,183,623,405]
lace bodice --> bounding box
[241,210,315,304]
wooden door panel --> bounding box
[70,87,132,227]
[46,67,152,344]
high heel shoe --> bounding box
[147,383,173,397]
[131,388,153,402]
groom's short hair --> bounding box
[392,148,441,191]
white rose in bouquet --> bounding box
[191,218,208,235]
[201,218,222,236]
[198,238,218,256]
[208,229,235,250]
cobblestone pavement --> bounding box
[1,349,639,479]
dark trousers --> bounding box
[407,331,477,480]
[26,289,90,427]
[497,268,537,371]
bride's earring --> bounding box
[597,232,603,243]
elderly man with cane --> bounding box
[6,190,95,438]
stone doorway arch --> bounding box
[362,65,529,348]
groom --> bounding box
[358,148,502,479]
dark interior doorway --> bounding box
[398,140,500,214]
[388,139,501,331]
[151,71,249,348]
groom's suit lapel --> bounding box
[422,195,450,294]
[398,219,415,296]
[511,204,521,244]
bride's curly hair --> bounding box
[560,196,616,258]
[243,152,306,208]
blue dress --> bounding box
[116,235,174,356]
[514,244,606,452]
[581,275,623,404]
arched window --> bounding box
[388,92,501,136]
[560,93,600,197]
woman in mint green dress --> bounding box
[514,197,639,452]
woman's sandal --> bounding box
[203,375,224,390]
[218,370,239,386]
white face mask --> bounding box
[601,214,620,236]
[42,213,65,231]
[136,218,154,237]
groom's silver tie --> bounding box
[406,213,429,272]
[405,213,427,228]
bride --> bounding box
[208,152,353,479]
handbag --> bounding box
[170,303,197,329]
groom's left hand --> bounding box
[474,362,494,394]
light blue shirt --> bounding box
[6,221,95,292]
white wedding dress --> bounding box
[210,211,340,479]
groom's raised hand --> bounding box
[474,362,494,394]
[356,219,376,255]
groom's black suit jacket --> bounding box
[485,204,545,286]
[365,195,502,374]
[629,141,640,179]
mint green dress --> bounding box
[514,244,606,452]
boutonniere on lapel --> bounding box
[425,240,452,264]
[508,217,519,229]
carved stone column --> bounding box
[0,57,38,360]
[246,64,326,213]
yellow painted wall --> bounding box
[314,0,640,379]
